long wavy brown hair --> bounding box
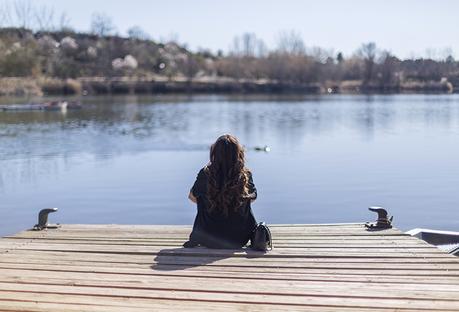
[205,134,251,216]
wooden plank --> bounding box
[8,247,449,259]
[0,261,430,276]
[12,224,405,235]
[0,268,458,296]
[2,266,455,286]
[0,291,320,312]
[3,236,428,245]
[0,261,457,279]
[1,223,458,311]
[1,291,450,312]
[2,241,441,253]
[0,239,435,250]
[5,249,457,263]
[25,228,406,236]
[2,253,458,270]
[0,281,458,310]
[8,230,415,239]
[0,277,458,310]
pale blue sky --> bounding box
[30,0,459,58]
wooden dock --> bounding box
[0,223,458,311]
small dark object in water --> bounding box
[365,206,393,230]
[254,145,271,152]
[33,208,59,231]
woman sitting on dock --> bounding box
[184,134,257,249]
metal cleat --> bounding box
[365,206,393,230]
[33,208,60,231]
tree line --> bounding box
[0,1,458,93]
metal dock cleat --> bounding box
[33,208,60,231]
[365,206,393,230]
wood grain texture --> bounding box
[1,223,458,311]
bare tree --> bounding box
[177,54,200,82]
[241,33,257,57]
[440,47,453,61]
[35,5,55,31]
[127,26,150,40]
[231,33,255,56]
[59,12,72,31]
[276,30,305,55]
[0,1,71,31]
[309,47,333,63]
[425,48,438,60]
[358,42,378,84]
[378,51,399,87]
[160,32,179,45]
[0,1,12,27]
[14,0,34,29]
[230,33,266,57]
[257,40,268,57]
[230,36,241,55]
[90,13,116,37]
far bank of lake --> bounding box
[0,76,455,97]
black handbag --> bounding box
[250,222,273,251]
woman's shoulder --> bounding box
[197,166,210,178]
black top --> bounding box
[189,167,257,249]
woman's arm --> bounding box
[189,168,206,204]
[247,192,257,202]
[248,171,257,203]
[188,191,197,203]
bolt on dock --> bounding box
[0,223,458,311]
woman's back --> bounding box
[186,134,258,249]
[189,167,257,248]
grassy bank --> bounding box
[0,77,453,97]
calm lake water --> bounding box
[1,94,459,236]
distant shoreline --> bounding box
[2,28,458,99]
[0,76,455,98]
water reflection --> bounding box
[2,93,459,164]
[1,94,459,235]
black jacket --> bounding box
[189,167,257,248]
